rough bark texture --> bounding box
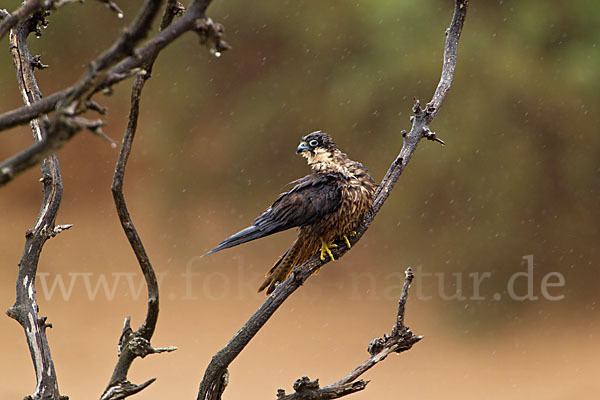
[6,13,69,400]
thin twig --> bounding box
[159,0,184,31]
[197,1,468,399]
[96,0,124,18]
[394,267,414,332]
[5,13,68,400]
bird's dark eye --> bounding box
[309,139,319,147]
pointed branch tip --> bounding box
[423,127,446,145]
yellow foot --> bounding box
[349,231,357,237]
[343,235,352,249]
[319,238,337,261]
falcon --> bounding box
[205,131,376,294]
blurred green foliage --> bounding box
[1,0,598,319]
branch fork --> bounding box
[0,0,229,187]
[276,268,421,400]
[117,317,177,359]
[410,99,446,145]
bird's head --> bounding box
[296,131,338,165]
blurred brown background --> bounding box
[1,0,599,399]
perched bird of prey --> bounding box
[205,131,376,294]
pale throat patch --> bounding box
[302,148,353,177]
[302,147,333,165]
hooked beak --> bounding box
[296,141,310,154]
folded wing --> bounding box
[205,173,343,255]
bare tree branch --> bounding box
[277,268,422,400]
[100,3,187,399]
[0,0,229,187]
[0,0,166,185]
[0,0,84,41]
[0,0,43,41]
[101,74,164,400]
[159,0,184,31]
[96,0,124,18]
[197,1,468,399]
[5,12,68,400]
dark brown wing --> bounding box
[204,173,343,255]
[255,173,343,231]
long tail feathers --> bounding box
[206,226,305,295]
[203,225,266,256]
[258,238,303,294]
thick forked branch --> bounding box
[197,1,468,399]
[100,3,186,399]
[277,268,421,400]
[0,0,228,187]
[5,14,69,400]
[0,0,166,186]
[0,1,156,133]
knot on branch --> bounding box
[50,224,73,237]
[126,336,154,358]
[38,315,53,331]
[28,10,50,38]
[39,173,52,184]
[411,99,436,116]
[368,267,423,356]
[422,126,445,145]
[293,376,320,393]
[368,329,423,357]
[277,377,324,399]
[170,2,186,15]
[160,1,185,31]
[6,304,22,322]
[117,317,177,358]
[277,376,368,400]
[194,17,231,57]
[408,99,445,145]
[31,55,48,70]
[118,317,153,358]
[367,337,385,356]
